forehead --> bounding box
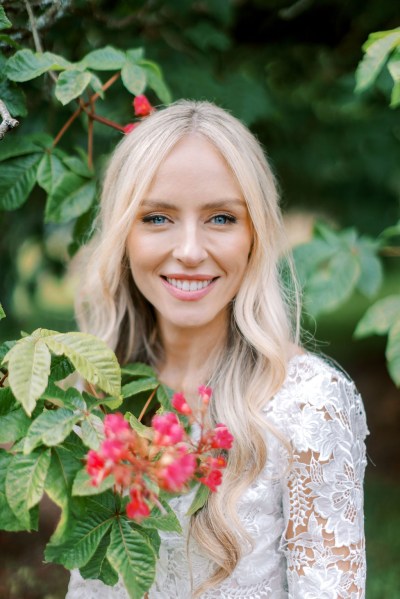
[146,134,243,201]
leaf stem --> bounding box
[81,105,126,132]
[0,372,8,387]
[87,98,94,169]
[138,386,159,422]
[52,104,83,148]
[379,246,400,257]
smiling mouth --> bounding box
[162,277,217,291]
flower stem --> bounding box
[138,386,159,422]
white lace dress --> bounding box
[66,353,369,598]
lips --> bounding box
[160,275,219,301]
[165,277,213,291]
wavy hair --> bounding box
[74,100,301,595]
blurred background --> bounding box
[0,0,399,597]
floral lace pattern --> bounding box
[67,354,369,598]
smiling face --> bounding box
[126,134,253,338]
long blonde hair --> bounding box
[75,100,300,594]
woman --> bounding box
[67,100,368,598]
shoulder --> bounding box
[265,353,369,447]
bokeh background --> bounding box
[0,1,399,597]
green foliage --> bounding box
[186,481,210,516]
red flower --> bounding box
[198,385,212,404]
[123,123,139,134]
[211,424,234,450]
[101,438,127,462]
[126,488,151,522]
[86,450,108,486]
[133,95,153,117]
[200,469,223,492]
[152,412,184,446]
[172,392,192,416]
[158,452,196,492]
[104,413,131,439]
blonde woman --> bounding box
[67,100,368,598]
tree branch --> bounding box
[0,99,19,140]
[24,0,58,83]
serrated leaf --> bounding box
[186,483,210,516]
[355,29,400,93]
[0,339,15,363]
[0,407,30,443]
[6,49,70,82]
[72,467,114,496]
[139,60,172,104]
[0,153,41,211]
[126,48,144,63]
[122,377,158,398]
[0,303,5,320]
[89,72,104,98]
[355,244,383,298]
[141,499,182,533]
[0,6,12,30]
[24,408,80,454]
[127,412,153,439]
[45,173,96,223]
[0,78,27,117]
[0,386,15,415]
[121,61,147,95]
[387,320,400,386]
[0,450,31,531]
[121,362,157,378]
[43,331,121,398]
[81,46,126,71]
[68,201,98,257]
[0,132,50,162]
[354,295,400,338]
[45,509,114,568]
[107,518,156,599]
[305,250,360,316]
[79,531,118,586]
[62,155,93,178]
[3,335,51,415]
[6,449,51,528]
[81,413,104,450]
[55,69,92,105]
[156,384,173,411]
[37,152,68,194]
[49,355,75,381]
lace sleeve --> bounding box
[280,364,369,598]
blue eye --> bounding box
[143,214,168,225]
[210,214,236,225]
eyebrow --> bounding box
[140,199,247,210]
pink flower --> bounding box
[86,450,108,486]
[104,413,131,440]
[198,385,212,404]
[123,123,139,134]
[159,452,196,491]
[101,438,127,462]
[126,488,151,522]
[200,469,223,492]
[133,94,153,117]
[211,424,234,450]
[172,392,192,416]
[152,412,184,446]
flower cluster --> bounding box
[123,94,154,134]
[86,387,234,522]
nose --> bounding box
[172,222,208,266]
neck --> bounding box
[156,312,228,401]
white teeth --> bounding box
[166,277,213,291]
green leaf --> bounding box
[355,295,400,338]
[122,377,158,398]
[79,532,118,585]
[89,72,104,98]
[156,384,173,411]
[0,153,41,211]
[139,60,172,104]
[6,49,70,82]
[305,250,360,316]
[37,152,68,194]
[81,413,104,450]
[0,6,12,30]
[68,202,98,257]
[390,80,400,108]
[45,173,96,223]
[121,61,147,95]
[0,33,22,49]
[355,243,383,298]
[62,155,93,178]
[126,48,144,63]
[80,46,126,70]
[387,320,400,386]
[107,518,156,599]
[141,499,182,533]
[0,78,27,117]
[45,509,114,568]
[121,362,157,378]
[355,29,400,93]
[0,450,32,531]
[292,239,336,286]
[3,334,51,415]
[186,483,210,516]
[0,132,50,161]
[6,449,51,528]
[43,331,121,398]
[127,412,152,439]
[0,386,16,415]
[72,467,114,496]
[0,303,5,320]
[49,355,75,381]
[0,407,31,444]
[55,69,92,105]
[24,408,80,454]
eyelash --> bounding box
[141,213,237,225]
